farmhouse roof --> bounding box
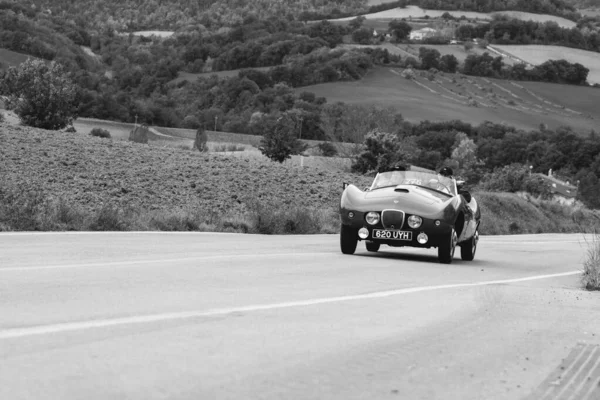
[414,27,437,33]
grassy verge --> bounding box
[582,235,600,291]
[0,184,339,234]
[2,184,598,235]
[476,192,600,235]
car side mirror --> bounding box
[343,182,349,190]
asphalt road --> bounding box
[1,232,599,400]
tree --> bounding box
[1,59,79,130]
[418,47,441,70]
[352,130,402,174]
[259,112,306,163]
[439,54,459,73]
[194,126,208,152]
[388,20,412,41]
[349,16,366,30]
[352,27,373,45]
[450,132,484,183]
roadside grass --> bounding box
[2,124,599,236]
[3,181,599,236]
[0,183,338,234]
[582,234,600,291]
[476,192,600,235]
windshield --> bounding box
[370,170,456,195]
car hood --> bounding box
[352,185,453,216]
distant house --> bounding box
[536,172,578,203]
[409,27,438,40]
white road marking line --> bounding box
[0,270,581,340]
[0,252,334,272]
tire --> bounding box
[340,224,358,255]
[460,230,478,261]
[438,228,457,264]
[366,241,380,252]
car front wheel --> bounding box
[460,230,478,261]
[366,241,380,252]
[438,228,457,264]
[340,224,358,255]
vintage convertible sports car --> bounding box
[339,165,481,263]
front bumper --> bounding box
[340,208,453,248]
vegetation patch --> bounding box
[582,235,600,291]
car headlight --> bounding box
[365,212,380,225]
[408,215,422,229]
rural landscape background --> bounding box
[2,0,600,235]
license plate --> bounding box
[372,229,412,241]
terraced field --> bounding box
[299,66,600,133]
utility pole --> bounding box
[214,116,218,131]
[135,114,138,127]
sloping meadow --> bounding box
[1,123,598,235]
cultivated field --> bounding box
[492,45,600,85]
[299,66,600,133]
[0,121,366,231]
[331,5,577,28]
[0,48,38,69]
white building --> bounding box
[409,27,438,40]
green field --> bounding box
[492,45,600,85]
[0,48,37,69]
[298,66,600,133]
[331,5,577,28]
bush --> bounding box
[259,112,307,163]
[0,112,4,123]
[318,141,338,157]
[89,205,129,231]
[478,163,530,192]
[90,128,111,139]
[194,127,208,152]
[250,202,322,234]
[0,59,79,130]
[582,235,600,291]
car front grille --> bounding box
[381,210,405,230]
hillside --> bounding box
[492,45,600,85]
[299,67,600,133]
[331,5,578,28]
[2,120,599,234]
